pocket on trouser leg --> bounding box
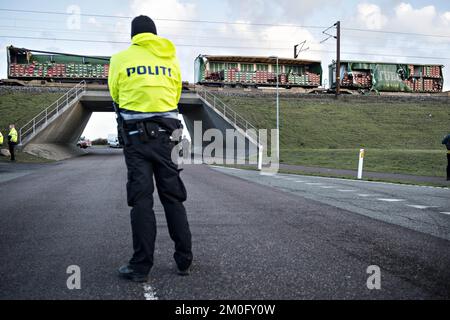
[126,168,153,207]
[157,169,187,203]
[174,171,187,202]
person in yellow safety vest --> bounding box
[109,15,192,282]
[8,124,18,162]
[0,131,3,146]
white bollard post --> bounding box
[258,145,263,171]
[358,148,365,180]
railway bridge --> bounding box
[19,82,260,164]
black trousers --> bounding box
[447,154,450,180]
[124,133,192,274]
[8,142,16,161]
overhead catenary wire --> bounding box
[0,25,335,45]
[2,15,450,46]
[1,8,450,39]
[0,8,326,29]
[3,25,450,52]
[2,35,450,61]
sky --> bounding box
[0,0,449,139]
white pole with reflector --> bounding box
[358,148,365,180]
[258,144,263,171]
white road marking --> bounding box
[377,198,405,202]
[306,183,323,185]
[320,186,336,189]
[295,180,306,183]
[211,166,450,190]
[298,174,450,190]
[406,205,439,210]
[338,189,357,192]
[143,284,158,300]
[357,194,372,197]
[440,212,450,215]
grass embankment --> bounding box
[0,91,61,163]
[218,94,450,177]
[0,91,61,132]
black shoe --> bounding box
[177,266,191,276]
[118,265,148,282]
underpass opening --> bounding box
[22,90,260,164]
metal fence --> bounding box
[19,81,86,145]
[197,88,258,142]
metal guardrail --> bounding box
[19,81,87,145]
[197,88,264,170]
[197,89,259,141]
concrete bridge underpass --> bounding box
[20,87,261,164]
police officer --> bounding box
[442,134,450,181]
[109,15,193,282]
[7,124,18,162]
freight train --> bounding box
[6,46,110,85]
[194,55,323,89]
[329,60,444,93]
[4,46,445,94]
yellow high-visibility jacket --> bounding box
[8,128,18,143]
[108,33,182,113]
[0,132,3,145]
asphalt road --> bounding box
[0,148,449,300]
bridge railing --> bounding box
[19,81,87,145]
[197,89,259,142]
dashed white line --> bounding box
[357,194,372,197]
[338,189,357,192]
[143,284,158,300]
[440,212,450,215]
[377,198,405,202]
[406,205,439,210]
[212,166,449,190]
[306,183,323,185]
[320,186,336,189]
[295,180,306,183]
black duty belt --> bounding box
[124,120,169,145]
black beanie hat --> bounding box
[131,15,157,38]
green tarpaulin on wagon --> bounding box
[347,62,412,92]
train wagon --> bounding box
[195,55,323,89]
[329,60,444,93]
[7,46,110,84]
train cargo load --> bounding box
[195,55,322,89]
[7,46,110,84]
[329,60,444,94]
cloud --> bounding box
[224,0,341,23]
[356,3,388,30]
[392,3,438,33]
[442,11,450,26]
[219,22,322,58]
